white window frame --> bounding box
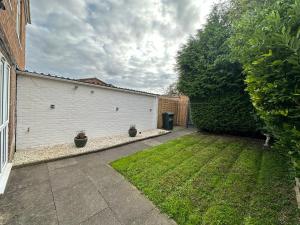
[0,52,11,194]
[0,56,10,166]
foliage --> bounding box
[75,131,86,139]
[190,93,259,135]
[176,4,260,135]
[164,82,180,96]
[230,0,300,176]
[129,124,136,130]
[112,134,299,225]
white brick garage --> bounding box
[16,71,158,150]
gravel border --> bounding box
[13,129,170,168]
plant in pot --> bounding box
[74,131,88,148]
[128,125,137,137]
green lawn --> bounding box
[111,134,300,225]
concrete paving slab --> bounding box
[130,208,177,225]
[47,157,78,171]
[98,142,149,163]
[6,164,49,193]
[79,208,121,225]
[75,153,106,168]
[48,165,89,192]
[100,180,155,225]
[3,207,58,225]
[83,164,125,190]
[0,181,57,225]
[53,181,108,225]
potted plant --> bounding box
[74,131,88,148]
[128,125,137,137]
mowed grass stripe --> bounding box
[200,146,263,225]
[141,137,241,205]
[112,134,203,173]
[111,135,198,172]
[243,151,299,225]
[111,134,299,225]
[128,136,221,189]
[113,134,215,178]
[160,141,246,225]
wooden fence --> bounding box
[157,95,189,128]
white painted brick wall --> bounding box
[17,75,158,150]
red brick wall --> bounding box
[0,0,26,69]
[0,0,28,161]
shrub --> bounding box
[176,4,260,135]
[191,93,259,135]
[230,0,300,175]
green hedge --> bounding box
[190,93,260,135]
[176,5,260,136]
[230,0,300,176]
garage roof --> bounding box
[17,70,159,97]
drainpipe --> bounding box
[14,68,18,153]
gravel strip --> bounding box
[13,129,169,167]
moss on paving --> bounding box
[111,134,299,225]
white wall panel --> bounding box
[17,75,158,150]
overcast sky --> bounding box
[26,0,218,93]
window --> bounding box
[0,58,9,126]
[0,54,10,174]
[0,60,3,125]
[16,0,21,40]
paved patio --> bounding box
[0,128,195,225]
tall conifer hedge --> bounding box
[176,5,260,135]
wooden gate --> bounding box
[157,95,189,128]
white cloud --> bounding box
[26,0,218,94]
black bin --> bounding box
[162,112,174,130]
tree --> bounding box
[176,3,260,135]
[230,0,300,175]
[164,82,180,96]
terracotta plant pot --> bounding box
[74,137,88,148]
